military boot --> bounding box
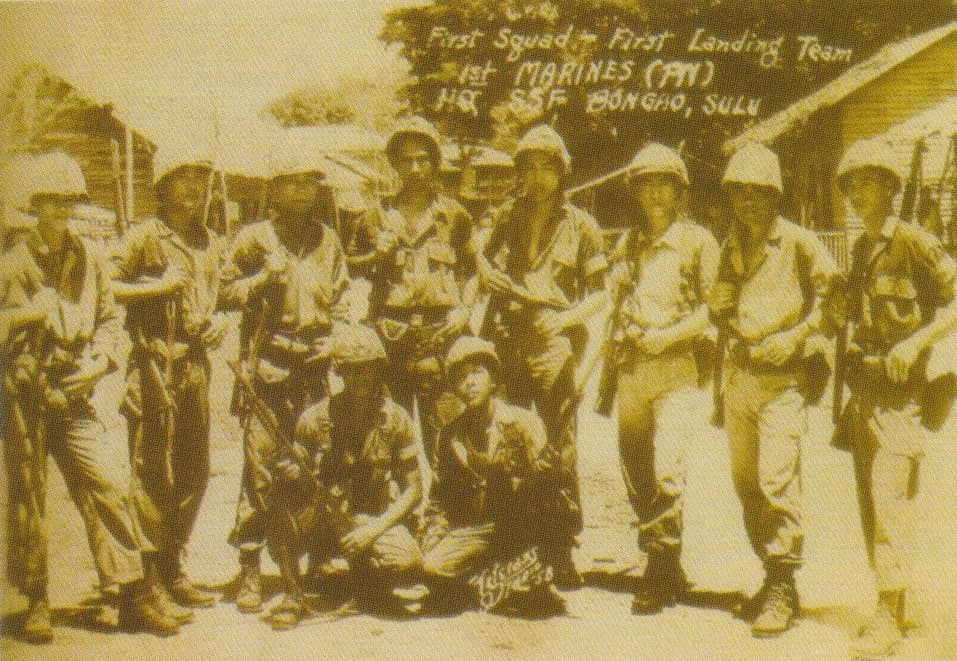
[164,553,215,608]
[632,552,666,615]
[235,551,263,613]
[145,554,194,623]
[851,592,904,659]
[22,596,53,644]
[548,546,583,591]
[117,579,179,637]
[751,565,799,638]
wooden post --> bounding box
[125,124,135,225]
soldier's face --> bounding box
[394,138,435,188]
[454,360,496,410]
[844,168,896,225]
[727,184,778,232]
[273,173,321,217]
[32,194,74,251]
[518,152,562,202]
[165,166,209,219]
[632,174,681,229]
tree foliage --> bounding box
[380,0,953,183]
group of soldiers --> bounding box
[1,115,955,659]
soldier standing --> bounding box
[0,152,183,641]
[420,335,567,615]
[832,138,957,658]
[602,144,719,614]
[220,152,352,613]
[709,143,840,637]
[109,152,227,612]
[348,116,477,457]
[264,325,424,629]
[477,124,608,588]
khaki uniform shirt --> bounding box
[110,217,227,341]
[611,219,719,334]
[718,216,839,344]
[352,194,473,311]
[296,394,420,517]
[431,399,549,528]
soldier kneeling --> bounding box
[264,325,424,629]
[419,336,569,617]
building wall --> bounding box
[833,34,957,227]
[33,105,156,223]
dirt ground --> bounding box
[3,318,956,660]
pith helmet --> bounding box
[1,153,40,230]
[626,143,689,187]
[514,124,572,175]
[267,131,329,181]
[836,138,903,193]
[445,335,501,378]
[333,325,388,365]
[385,116,442,170]
[152,146,214,191]
[722,143,783,194]
[22,151,89,201]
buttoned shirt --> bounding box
[352,193,473,311]
[110,217,227,340]
[850,216,956,352]
[611,218,719,332]
[296,394,420,517]
[718,216,839,344]
[483,198,608,309]
[221,219,349,334]
[431,398,549,527]
[1,231,119,369]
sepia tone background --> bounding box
[2,2,956,659]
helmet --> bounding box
[152,145,215,192]
[626,142,689,187]
[22,151,89,201]
[385,116,442,170]
[1,153,40,230]
[514,124,572,175]
[266,132,329,182]
[836,138,903,193]
[722,143,783,194]
[445,335,500,378]
[333,324,387,365]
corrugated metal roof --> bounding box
[724,22,957,154]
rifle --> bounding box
[594,238,636,417]
[227,357,351,535]
[110,139,128,236]
[900,138,926,224]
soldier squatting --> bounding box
[1,115,955,659]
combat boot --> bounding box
[163,554,215,608]
[548,546,583,591]
[170,576,216,609]
[235,551,263,613]
[633,547,690,615]
[117,579,179,637]
[145,554,194,623]
[22,596,53,644]
[851,593,904,658]
[751,565,798,638]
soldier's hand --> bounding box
[709,282,737,317]
[60,354,111,396]
[44,387,68,411]
[751,327,801,366]
[340,520,384,556]
[533,309,567,337]
[635,326,673,355]
[153,269,190,297]
[201,313,229,348]
[438,305,470,340]
[274,458,302,482]
[33,286,60,317]
[886,336,923,384]
[478,258,513,296]
[374,231,399,256]
[264,252,289,284]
